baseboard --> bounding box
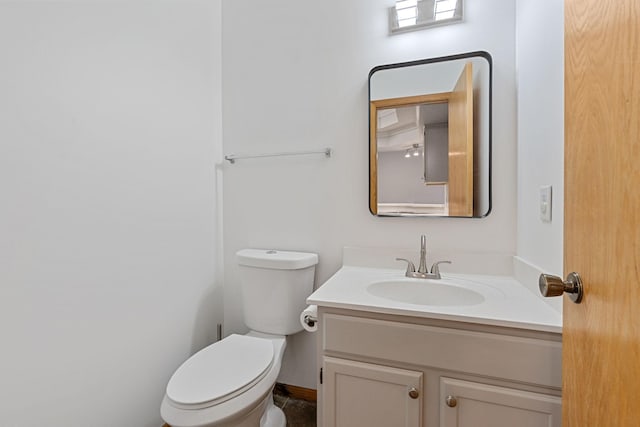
[274,382,317,402]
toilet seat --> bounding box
[166,334,274,410]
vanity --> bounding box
[316,42,563,425]
[307,255,562,427]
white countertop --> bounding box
[307,266,562,334]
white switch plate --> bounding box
[540,185,552,222]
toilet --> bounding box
[161,249,318,427]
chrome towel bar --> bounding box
[224,148,332,164]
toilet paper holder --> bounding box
[300,305,318,332]
[303,313,317,328]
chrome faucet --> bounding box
[396,235,451,279]
[417,235,428,274]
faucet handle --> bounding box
[396,258,416,275]
[430,261,452,278]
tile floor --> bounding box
[273,387,317,427]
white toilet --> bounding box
[161,249,318,427]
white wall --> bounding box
[378,149,447,204]
[515,0,564,276]
[0,2,222,426]
[222,0,517,388]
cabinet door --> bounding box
[440,378,561,427]
[323,357,423,427]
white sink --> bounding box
[366,278,485,306]
[307,265,562,332]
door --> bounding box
[563,0,640,425]
[439,377,561,427]
[322,357,422,427]
[447,62,473,217]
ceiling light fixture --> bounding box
[403,144,421,159]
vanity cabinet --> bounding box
[317,308,562,427]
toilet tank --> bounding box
[237,249,318,335]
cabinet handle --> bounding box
[408,387,419,399]
[446,395,457,407]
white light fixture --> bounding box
[435,0,457,21]
[395,0,417,28]
[390,0,462,34]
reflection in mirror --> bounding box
[369,51,492,218]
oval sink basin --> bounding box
[366,279,485,306]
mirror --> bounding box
[369,51,492,217]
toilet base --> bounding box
[260,396,285,427]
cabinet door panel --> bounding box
[440,378,561,427]
[323,357,422,427]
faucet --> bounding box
[417,235,428,274]
[396,235,451,279]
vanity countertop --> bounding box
[307,266,562,334]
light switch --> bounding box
[540,185,552,222]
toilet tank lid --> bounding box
[237,249,318,270]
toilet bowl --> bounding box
[160,249,318,427]
[161,332,286,427]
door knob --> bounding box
[539,272,583,303]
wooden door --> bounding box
[564,0,640,425]
[322,357,422,427]
[448,62,474,217]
